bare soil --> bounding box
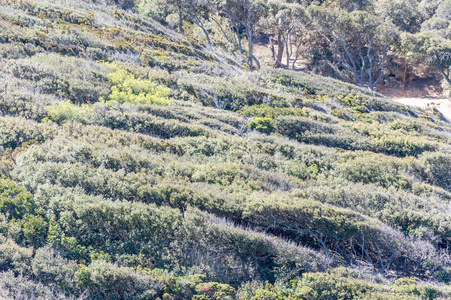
[384,78,451,122]
[392,97,451,122]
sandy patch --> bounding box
[392,98,451,122]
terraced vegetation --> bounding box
[0,0,450,299]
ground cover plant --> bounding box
[0,0,450,299]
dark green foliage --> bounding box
[75,260,158,299]
[418,152,451,191]
[0,0,449,299]
[0,177,35,220]
[248,117,274,134]
[0,236,32,274]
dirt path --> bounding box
[392,97,451,122]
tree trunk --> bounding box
[178,7,183,34]
[252,53,261,69]
[244,12,255,71]
[403,58,407,90]
[285,36,290,69]
[237,32,243,54]
[274,32,284,68]
[248,35,253,71]
[292,38,302,70]
[440,67,451,87]
[211,16,232,50]
[199,23,212,47]
[185,5,212,47]
[270,39,275,60]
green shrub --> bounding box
[194,282,235,300]
[0,1,450,298]
[76,259,158,299]
[0,271,74,300]
[102,65,171,105]
[239,104,305,119]
[418,152,451,191]
[31,247,77,291]
[295,272,377,300]
[248,117,274,134]
[182,208,328,283]
[0,236,32,274]
[6,54,111,104]
[46,100,95,125]
[0,117,57,150]
[0,178,35,220]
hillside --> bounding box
[0,0,451,299]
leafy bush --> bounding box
[46,100,96,125]
[0,1,450,298]
[0,271,75,300]
[239,104,305,119]
[102,65,171,105]
[247,117,274,134]
[76,260,159,299]
[182,208,329,284]
[418,152,451,192]
[0,236,32,274]
[31,247,77,291]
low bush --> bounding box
[102,65,171,105]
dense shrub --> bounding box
[247,117,274,134]
[0,0,449,298]
[0,271,75,300]
[31,248,77,292]
[102,65,171,105]
[0,117,57,149]
[5,53,111,104]
[418,152,451,191]
[0,236,32,274]
[76,260,159,299]
[182,208,329,284]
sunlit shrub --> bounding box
[247,117,274,134]
[46,100,95,125]
[102,65,171,105]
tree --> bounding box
[145,0,213,45]
[266,0,307,69]
[183,0,214,47]
[421,17,450,33]
[418,0,444,20]
[414,32,451,86]
[145,0,185,34]
[375,0,423,33]
[102,0,139,10]
[243,0,266,71]
[213,0,267,71]
[208,0,245,53]
[310,7,398,91]
[391,32,418,89]
[334,0,372,12]
[435,0,451,21]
